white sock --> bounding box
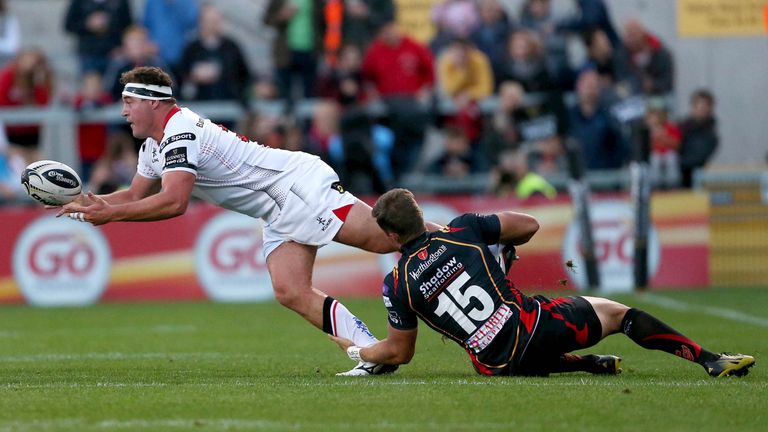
[324,297,378,348]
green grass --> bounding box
[0,288,765,431]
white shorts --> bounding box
[262,160,357,259]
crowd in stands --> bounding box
[0,0,722,205]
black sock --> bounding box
[322,296,336,335]
[621,308,718,364]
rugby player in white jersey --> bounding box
[58,66,406,376]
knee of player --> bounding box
[272,284,302,309]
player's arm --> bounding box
[59,171,195,225]
[496,211,539,246]
[331,325,418,366]
[88,173,163,205]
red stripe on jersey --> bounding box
[332,204,353,222]
[163,106,181,128]
[467,351,494,375]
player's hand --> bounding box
[57,192,112,226]
[329,335,354,352]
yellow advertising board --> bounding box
[677,0,768,37]
[395,0,438,43]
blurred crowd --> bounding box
[0,0,721,205]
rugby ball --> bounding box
[21,160,82,206]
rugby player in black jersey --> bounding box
[331,188,755,378]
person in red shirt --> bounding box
[646,106,681,189]
[362,18,435,178]
[0,48,53,158]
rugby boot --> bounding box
[704,353,755,378]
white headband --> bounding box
[122,83,173,100]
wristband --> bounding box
[346,346,362,362]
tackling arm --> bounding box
[332,325,418,366]
[496,211,539,246]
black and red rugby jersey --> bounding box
[382,213,539,375]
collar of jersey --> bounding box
[400,231,430,254]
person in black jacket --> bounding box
[177,4,251,104]
[678,89,719,188]
[64,0,132,75]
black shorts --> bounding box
[514,296,603,375]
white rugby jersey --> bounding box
[136,106,320,223]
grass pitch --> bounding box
[0,288,765,431]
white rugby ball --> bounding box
[21,160,82,206]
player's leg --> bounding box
[266,241,378,348]
[333,199,399,253]
[333,199,443,253]
[582,296,755,377]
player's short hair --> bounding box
[120,66,176,102]
[691,88,715,106]
[372,188,425,243]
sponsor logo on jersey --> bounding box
[160,132,196,151]
[465,304,513,353]
[164,147,191,169]
[409,245,447,280]
[330,181,345,194]
[418,256,463,298]
[383,295,392,307]
[417,250,428,260]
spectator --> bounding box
[73,72,111,183]
[437,37,493,142]
[337,108,395,194]
[438,37,493,102]
[470,0,513,84]
[87,130,137,195]
[622,19,674,96]
[582,28,639,98]
[518,0,571,88]
[430,125,487,178]
[264,0,325,100]
[0,48,54,157]
[177,4,251,104]
[556,0,619,47]
[102,26,167,102]
[143,0,199,74]
[0,0,20,66]
[0,121,25,203]
[316,43,365,105]
[429,0,480,54]
[491,149,556,199]
[678,89,719,188]
[479,80,525,165]
[499,30,555,93]
[567,69,627,170]
[342,0,395,50]
[645,105,681,189]
[64,0,132,75]
[307,99,342,164]
[362,18,434,178]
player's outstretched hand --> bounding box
[329,335,355,352]
[56,192,112,225]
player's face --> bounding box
[121,96,153,139]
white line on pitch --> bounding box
[640,293,768,327]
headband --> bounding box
[122,83,173,100]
